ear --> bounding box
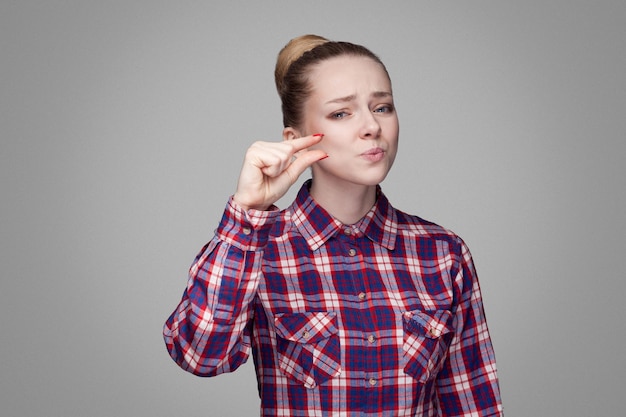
[282,126,302,142]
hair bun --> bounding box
[275,34,329,95]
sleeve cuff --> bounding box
[214,197,280,250]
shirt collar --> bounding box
[288,180,397,251]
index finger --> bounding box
[289,133,324,152]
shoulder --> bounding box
[393,208,477,282]
[394,208,465,249]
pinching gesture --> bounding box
[233,134,326,211]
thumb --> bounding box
[284,150,328,184]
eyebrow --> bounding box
[325,91,392,104]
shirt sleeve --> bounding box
[436,240,504,416]
[163,197,279,376]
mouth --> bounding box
[361,147,385,162]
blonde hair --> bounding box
[274,34,390,128]
[274,34,330,97]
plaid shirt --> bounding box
[164,181,503,416]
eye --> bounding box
[374,104,394,114]
[330,110,349,119]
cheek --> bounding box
[386,125,400,161]
[388,146,398,166]
[386,116,400,136]
[305,122,349,149]
[302,118,333,139]
[310,118,340,134]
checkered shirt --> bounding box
[164,181,503,416]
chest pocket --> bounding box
[274,311,342,389]
[402,309,454,383]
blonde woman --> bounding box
[164,34,503,416]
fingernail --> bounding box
[313,133,324,138]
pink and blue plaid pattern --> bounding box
[164,181,503,416]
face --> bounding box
[287,55,399,190]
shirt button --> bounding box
[358,292,367,301]
[368,378,377,386]
[367,334,376,344]
[302,330,310,339]
[348,248,357,256]
[344,228,352,236]
[242,227,252,235]
[428,327,439,337]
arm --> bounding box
[162,198,278,376]
[437,241,503,416]
[163,134,327,376]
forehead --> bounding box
[307,55,391,97]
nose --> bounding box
[359,111,381,139]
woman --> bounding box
[164,34,503,416]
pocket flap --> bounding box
[403,309,453,338]
[274,311,338,344]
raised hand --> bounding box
[232,134,327,211]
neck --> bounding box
[309,179,377,225]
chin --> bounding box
[315,163,393,188]
[354,171,391,187]
[365,166,393,185]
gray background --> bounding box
[1,1,624,416]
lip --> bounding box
[361,147,385,162]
